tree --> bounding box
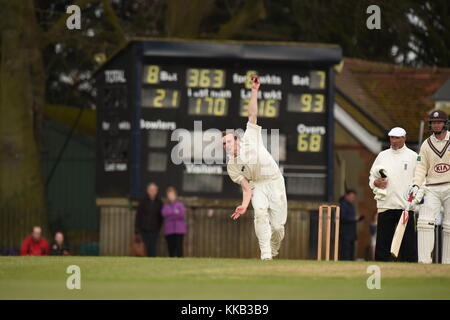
[408,0,450,66]
[0,0,126,248]
[0,0,48,247]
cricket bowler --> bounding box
[409,110,450,264]
[222,75,288,260]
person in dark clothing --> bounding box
[50,231,70,256]
[339,190,364,260]
[135,183,163,257]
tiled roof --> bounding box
[432,77,450,100]
[335,58,450,141]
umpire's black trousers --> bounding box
[375,209,417,262]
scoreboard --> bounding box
[95,40,342,201]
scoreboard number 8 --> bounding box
[297,133,322,152]
[146,65,160,84]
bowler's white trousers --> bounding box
[251,175,288,259]
[417,183,450,264]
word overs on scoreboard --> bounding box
[296,123,326,153]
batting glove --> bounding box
[407,184,419,201]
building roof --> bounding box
[432,77,450,101]
[335,58,450,142]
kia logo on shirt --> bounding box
[434,163,450,173]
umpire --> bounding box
[369,127,418,262]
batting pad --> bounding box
[417,219,434,264]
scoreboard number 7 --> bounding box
[297,133,322,152]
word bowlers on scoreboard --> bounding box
[95,40,342,201]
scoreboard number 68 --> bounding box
[297,133,322,152]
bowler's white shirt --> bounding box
[227,122,282,186]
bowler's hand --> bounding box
[231,205,247,220]
[251,75,260,90]
[374,178,387,189]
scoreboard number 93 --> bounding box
[287,93,325,113]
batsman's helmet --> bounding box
[428,110,449,133]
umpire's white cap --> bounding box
[388,127,406,137]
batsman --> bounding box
[410,110,450,264]
[222,75,288,260]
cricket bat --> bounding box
[390,193,414,258]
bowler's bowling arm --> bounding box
[240,178,252,209]
[248,88,258,125]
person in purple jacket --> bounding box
[162,186,187,257]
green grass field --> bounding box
[0,256,449,299]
